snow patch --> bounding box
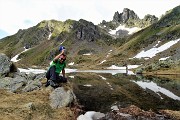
[77,111,97,120]
[11,47,30,62]
[83,53,92,56]
[159,56,170,61]
[98,75,106,80]
[68,62,74,65]
[68,76,74,78]
[107,65,125,69]
[48,32,52,40]
[109,25,140,35]
[78,111,105,120]
[133,38,180,58]
[83,84,92,87]
[111,105,119,111]
[18,68,46,74]
[99,60,106,64]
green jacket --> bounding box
[50,60,66,74]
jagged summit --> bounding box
[98,8,158,38]
[113,8,139,23]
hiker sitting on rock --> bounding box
[45,46,67,87]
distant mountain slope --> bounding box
[0,19,113,67]
[155,5,180,28]
[106,5,180,72]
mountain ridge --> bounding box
[0,6,179,73]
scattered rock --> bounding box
[49,87,76,109]
[100,105,171,120]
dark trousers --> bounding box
[46,66,67,83]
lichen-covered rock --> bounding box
[0,53,13,77]
[22,79,42,92]
[49,87,76,109]
[0,76,27,92]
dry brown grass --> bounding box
[0,88,76,120]
[160,110,180,120]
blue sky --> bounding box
[0,0,179,39]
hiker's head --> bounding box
[59,46,65,53]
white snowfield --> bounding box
[132,80,180,101]
[133,38,180,59]
[109,25,141,35]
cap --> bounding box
[59,46,65,52]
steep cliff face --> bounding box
[72,19,101,42]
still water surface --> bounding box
[67,70,180,113]
[19,68,180,112]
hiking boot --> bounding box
[45,80,50,87]
[49,80,59,87]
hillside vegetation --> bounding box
[0,5,179,73]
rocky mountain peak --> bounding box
[113,8,139,23]
[122,8,139,22]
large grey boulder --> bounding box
[0,53,13,77]
[0,76,27,92]
[49,87,76,109]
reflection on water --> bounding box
[68,71,180,113]
[132,80,180,100]
[18,67,180,112]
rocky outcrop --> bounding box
[0,72,43,93]
[113,8,139,23]
[0,53,77,109]
[73,19,101,42]
[0,53,45,92]
[112,8,158,28]
[100,8,158,34]
[0,53,17,77]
